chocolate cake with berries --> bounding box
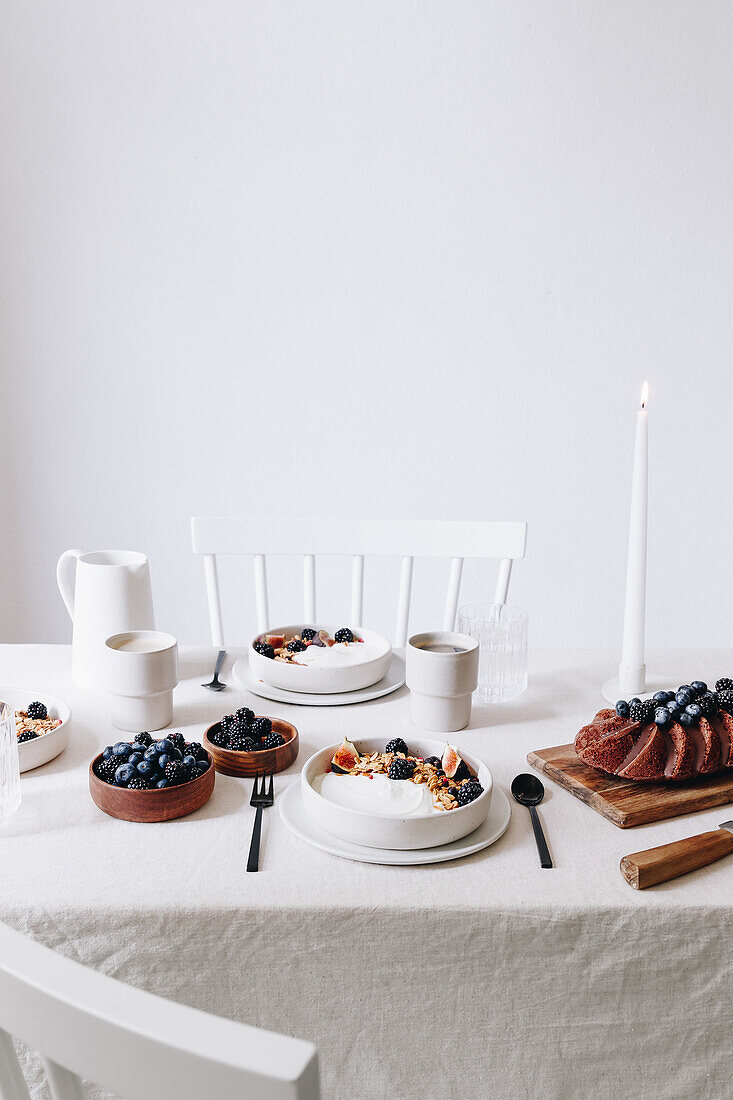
[575,678,733,782]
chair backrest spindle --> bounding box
[442,557,464,631]
[394,556,414,647]
[43,1059,85,1100]
[303,556,316,622]
[350,555,364,625]
[254,554,270,634]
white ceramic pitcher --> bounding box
[56,550,155,690]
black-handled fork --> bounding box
[247,774,274,872]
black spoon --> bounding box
[202,649,227,691]
[511,773,553,868]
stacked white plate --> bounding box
[279,736,511,865]
[233,624,405,706]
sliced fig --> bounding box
[266,634,285,648]
[331,739,360,774]
[318,629,336,647]
[441,744,470,780]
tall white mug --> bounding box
[56,550,155,690]
[406,631,479,732]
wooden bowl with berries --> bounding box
[203,709,299,777]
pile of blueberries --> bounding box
[94,732,210,789]
[616,677,733,728]
[209,708,286,752]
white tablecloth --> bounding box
[2,646,732,1100]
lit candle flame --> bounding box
[640,381,649,410]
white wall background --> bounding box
[1,1,732,649]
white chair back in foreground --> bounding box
[0,921,319,1100]
[191,517,527,648]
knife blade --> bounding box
[620,821,733,889]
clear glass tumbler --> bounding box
[457,604,528,704]
[0,700,21,824]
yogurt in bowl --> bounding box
[301,736,492,850]
[249,625,392,695]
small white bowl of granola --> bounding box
[0,688,72,773]
[250,625,392,694]
[301,736,492,849]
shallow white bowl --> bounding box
[301,736,492,850]
[0,688,72,773]
[250,625,392,695]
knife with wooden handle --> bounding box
[620,820,733,889]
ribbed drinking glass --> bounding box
[457,605,528,704]
[0,701,21,824]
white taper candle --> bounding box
[618,382,649,695]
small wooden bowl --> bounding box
[203,717,299,777]
[89,751,215,822]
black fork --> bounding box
[247,774,274,873]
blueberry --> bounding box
[114,762,136,786]
[678,684,693,695]
[102,745,116,759]
[667,700,681,717]
[144,745,160,761]
[675,690,692,707]
[156,778,169,789]
[182,754,197,771]
[158,754,172,771]
[155,739,175,755]
[691,681,707,695]
[615,700,630,718]
[113,742,132,758]
[678,712,693,727]
[128,751,143,766]
[652,691,669,704]
[136,759,158,780]
[195,762,209,776]
[629,697,641,706]
[654,707,671,726]
[686,703,702,719]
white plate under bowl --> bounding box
[280,780,511,865]
[0,688,72,773]
[232,652,405,707]
[301,736,492,850]
[250,625,392,694]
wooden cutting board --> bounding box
[527,743,733,828]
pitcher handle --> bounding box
[56,549,83,621]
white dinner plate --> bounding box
[279,779,511,865]
[232,651,406,707]
[0,687,72,773]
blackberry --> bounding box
[253,641,275,659]
[286,638,306,653]
[715,678,733,694]
[334,627,354,643]
[26,701,47,720]
[169,732,186,753]
[95,756,119,782]
[220,714,236,733]
[185,741,206,762]
[718,689,733,712]
[629,700,653,723]
[456,781,483,806]
[229,735,248,752]
[250,717,272,740]
[696,693,715,717]
[424,756,442,769]
[386,738,409,755]
[210,728,230,748]
[235,707,254,726]
[263,732,285,749]
[242,737,258,752]
[17,729,39,744]
[388,757,415,780]
[133,731,153,747]
[127,777,151,790]
[301,628,317,641]
[164,761,188,785]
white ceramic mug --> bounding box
[105,631,178,733]
[56,550,155,690]
[406,631,479,732]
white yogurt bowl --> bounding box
[250,625,392,694]
[301,736,492,850]
[0,688,72,773]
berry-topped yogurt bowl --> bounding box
[301,736,492,850]
[250,625,392,694]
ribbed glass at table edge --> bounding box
[0,701,21,824]
[457,604,528,703]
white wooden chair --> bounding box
[191,517,527,647]
[0,921,319,1100]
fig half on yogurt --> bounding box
[331,739,360,773]
[441,744,470,781]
